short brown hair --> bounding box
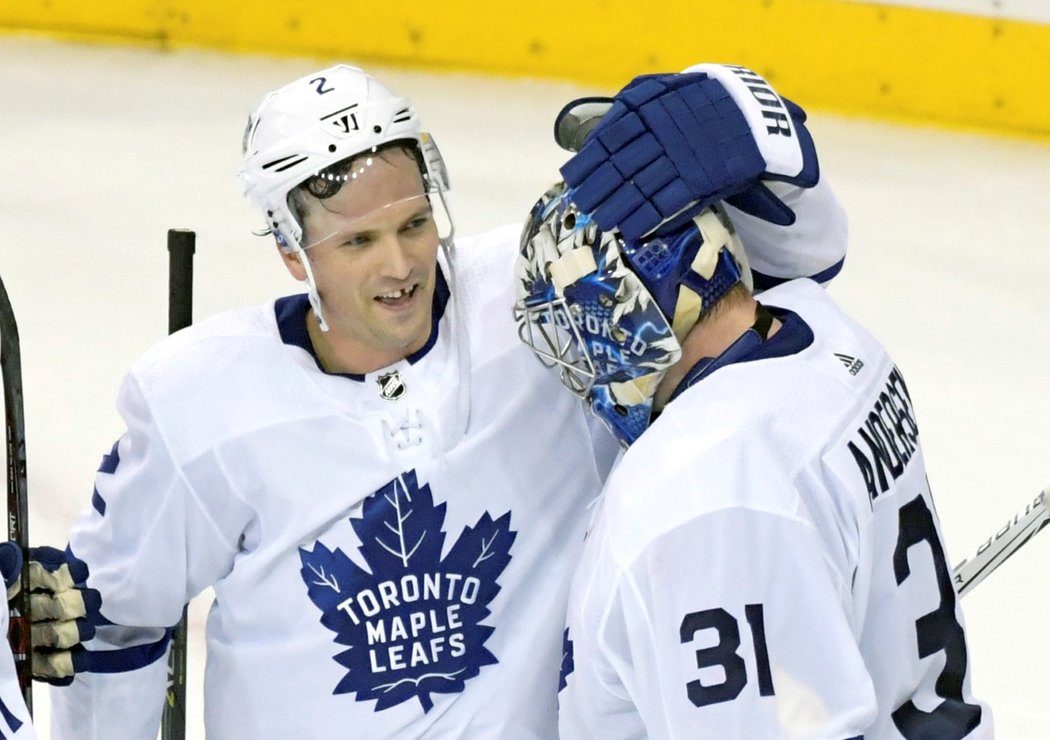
[286,140,426,245]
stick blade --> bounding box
[953,486,1050,597]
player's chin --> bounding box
[377,285,434,338]
[388,309,435,357]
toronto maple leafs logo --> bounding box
[299,469,516,713]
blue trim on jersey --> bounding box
[558,627,575,692]
[752,257,845,291]
[275,268,450,380]
[0,696,24,734]
[77,628,173,674]
[92,439,122,515]
[669,305,814,402]
[98,439,120,474]
[91,488,106,516]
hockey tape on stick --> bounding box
[953,485,1050,598]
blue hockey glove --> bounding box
[0,541,22,600]
[555,63,819,241]
[26,546,100,685]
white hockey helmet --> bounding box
[238,64,452,329]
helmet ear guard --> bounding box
[515,182,750,446]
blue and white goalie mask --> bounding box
[514,182,751,446]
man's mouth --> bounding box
[376,285,417,305]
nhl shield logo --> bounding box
[377,370,406,400]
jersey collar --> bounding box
[275,268,451,381]
[668,304,814,404]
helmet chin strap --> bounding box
[293,241,330,332]
[434,188,472,451]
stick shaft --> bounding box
[161,229,194,740]
[168,229,195,335]
[0,274,32,714]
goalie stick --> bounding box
[953,485,1050,597]
[161,229,194,740]
[0,274,32,715]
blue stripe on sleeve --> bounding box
[78,628,173,674]
[752,256,845,291]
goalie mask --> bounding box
[514,182,750,446]
[238,64,452,330]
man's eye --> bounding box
[344,234,373,247]
[405,216,431,231]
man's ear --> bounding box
[280,244,308,282]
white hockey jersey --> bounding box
[559,279,992,739]
[52,226,609,739]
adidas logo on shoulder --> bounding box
[834,353,864,376]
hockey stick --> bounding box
[953,485,1050,597]
[161,229,194,740]
[0,274,32,716]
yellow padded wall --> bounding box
[2,0,1047,138]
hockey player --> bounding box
[515,96,992,735]
[26,63,846,738]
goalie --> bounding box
[516,65,992,738]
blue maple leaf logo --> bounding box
[299,470,516,713]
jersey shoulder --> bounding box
[132,300,279,369]
[121,300,331,454]
[450,224,529,364]
[450,224,520,311]
[128,301,294,397]
[603,280,897,562]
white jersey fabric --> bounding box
[559,279,992,739]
